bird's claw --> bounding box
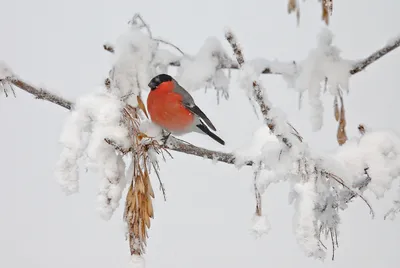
[161,131,171,145]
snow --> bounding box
[292,162,326,260]
[293,28,353,131]
[334,130,400,198]
[110,25,158,107]
[251,214,271,237]
[129,254,146,268]
[55,91,130,219]
[176,36,230,97]
[233,123,400,260]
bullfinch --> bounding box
[147,74,225,145]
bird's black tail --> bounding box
[196,122,225,145]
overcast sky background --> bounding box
[1,0,399,268]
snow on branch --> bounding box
[222,28,400,260]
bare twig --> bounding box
[128,14,152,38]
[153,38,186,56]
[9,78,73,110]
[104,138,131,154]
[350,36,400,75]
[166,136,253,166]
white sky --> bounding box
[0,0,399,267]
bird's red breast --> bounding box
[147,81,195,132]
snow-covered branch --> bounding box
[105,33,400,78]
[156,34,400,77]
[1,75,247,166]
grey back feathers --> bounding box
[173,82,217,132]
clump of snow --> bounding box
[129,254,146,268]
[247,58,297,77]
[55,91,130,219]
[291,163,326,260]
[110,25,158,107]
[152,49,181,74]
[138,120,163,139]
[251,214,271,237]
[293,28,353,131]
[176,37,230,97]
[334,130,400,198]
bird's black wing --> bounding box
[186,105,217,131]
[173,84,217,131]
[196,121,225,145]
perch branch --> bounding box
[5,76,250,166]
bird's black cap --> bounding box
[148,74,173,90]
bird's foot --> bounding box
[161,130,172,145]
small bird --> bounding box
[147,74,225,145]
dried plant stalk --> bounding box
[122,99,169,256]
[123,103,155,256]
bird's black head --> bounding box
[148,74,173,90]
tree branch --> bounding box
[350,36,400,75]
[168,34,400,76]
[6,77,246,166]
[10,78,73,110]
[166,136,253,166]
[103,30,400,77]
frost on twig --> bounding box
[224,29,395,260]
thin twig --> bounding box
[9,77,73,110]
[350,36,400,75]
[323,171,375,218]
[153,38,186,56]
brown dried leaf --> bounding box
[148,182,155,198]
[337,96,348,145]
[287,0,300,25]
[137,95,149,119]
[288,0,297,13]
[358,124,366,135]
[334,96,339,121]
[136,178,146,193]
[322,0,333,25]
[144,213,151,228]
[147,198,154,218]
